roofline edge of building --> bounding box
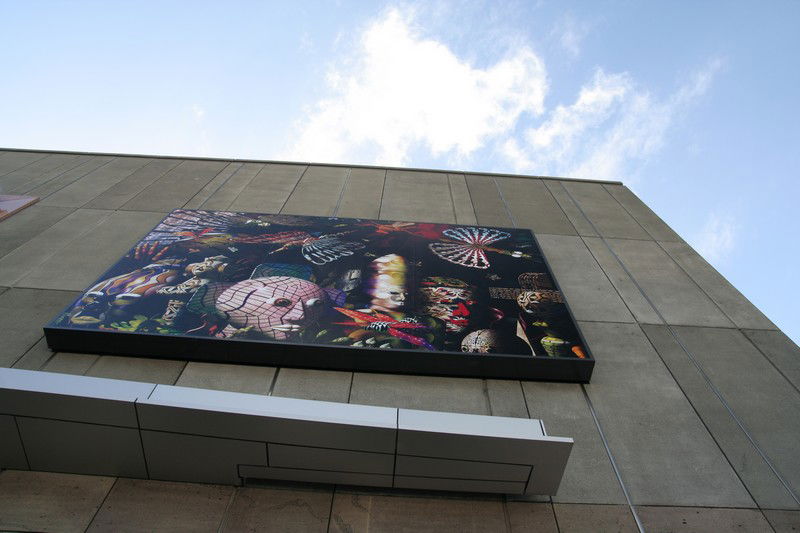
[0,145,625,186]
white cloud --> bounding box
[691,211,737,264]
[284,7,548,166]
[551,14,591,58]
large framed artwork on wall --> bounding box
[44,209,594,382]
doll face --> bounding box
[216,276,328,340]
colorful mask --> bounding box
[368,254,407,312]
[419,277,475,333]
[215,276,329,340]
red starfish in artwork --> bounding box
[333,308,435,350]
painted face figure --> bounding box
[336,268,362,293]
[419,277,475,332]
[368,254,407,313]
[215,276,329,340]
[461,329,503,354]
[516,290,563,314]
[69,261,182,325]
[186,255,228,278]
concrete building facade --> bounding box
[0,148,797,532]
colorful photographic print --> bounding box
[0,195,38,221]
[46,209,593,381]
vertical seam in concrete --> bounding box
[501,497,513,532]
[0,153,50,178]
[226,162,266,211]
[446,173,459,224]
[133,401,151,480]
[378,169,388,219]
[601,184,658,242]
[325,485,337,533]
[580,235,647,323]
[581,386,645,533]
[492,177,516,227]
[278,165,310,214]
[518,381,532,418]
[740,333,800,396]
[12,155,88,195]
[38,157,117,200]
[186,161,242,209]
[482,379,493,416]
[333,168,352,217]
[215,487,239,533]
[75,158,154,209]
[12,415,31,470]
[267,368,280,396]
[549,501,562,532]
[83,476,118,533]
[561,184,800,507]
[346,372,354,403]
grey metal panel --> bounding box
[496,177,578,236]
[239,464,394,488]
[399,408,545,441]
[393,475,526,494]
[141,430,266,485]
[535,234,635,323]
[281,165,349,216]
[381,170,455,224]
[138,384,397,453]
[0,414,28,469]
[0,367,154,426]
[562,181,650,240]
[268,443,394,475]
[605,238,736,328]
[18,416,146,478]
[660,240,777,330]
[395,455,530,482]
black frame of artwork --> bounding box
[44,210,594,382]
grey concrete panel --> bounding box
[0,205,74,259]
[447,173,478,224]
[641,324,800,509]
[0,367,154,426]
[637,506,773,532]
[395,455,530,482]
[42,352,100,375]
[381,170,455,223]
[83,158,182,209]
[1,153,85,194]
[200,162,264,210]
[535,234,634,323]
[183,162,242,209]
[0,470,115,533]
[281,165,349,216]
[350,372,490,414]
[0,288,79,367]
[743,328,800,392]
[175,361,275,394]
[606,238,736,327]
[579,321,755,507]
[268,443,394,474]
[763,509,800,532]
[671,326,800,502]
[522,381,626,504]
[9,155,92,195]
[121,159,229,212]
[661,240,777,329]
[0,151,50,176]
[604,184,683,241]
[563,181,651,239]
[0,208,111,287]
[12,338,55,370]
[18,416,147,477]
[272,368,352,403]
[86,355,185,385]
[506,502,559,532]
[142,430,266,485]
[228,163,307,213]
[544,180,598,237]
[336,167,384,218]
[497,177,578,235]
[486,379,530,418]
[583,236,663,324]
[26,155,114,199]
[328,490,508,532]
[465,174,514,227]
[15,210,167,290]
[0,414,28,469]
[39,157,152,207]
[553,503,638,533]
[394,476,526,494]
[86,478,233,533]
[138,384,397,453]
[240,464,394,488]
[221,486,332,533]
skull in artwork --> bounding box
[215,276,329,340]
[461,329,503,354]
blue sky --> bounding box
[2,1,798,343]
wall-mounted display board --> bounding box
[45,209,594,382]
